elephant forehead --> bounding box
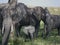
[3,18,12,25]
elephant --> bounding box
[41,7,52,38]
[2,6,14,45]
[0,0,17,45]
[46,15,60,37]
[41,7,60,38]
[13,3,34,37]
[16,7,44,37]
[0,2,10,45]
[26,7,45,37]
[2,2,29,45]
[15,6,45,38]
[51,16,60,36]
[22,25,35,40]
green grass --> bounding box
[8,36,60,45]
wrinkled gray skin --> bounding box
[42,8,60,38]
[0,3,9,45]
[11,2,36,40]
[51,15,60,36]
[12,3,29,36]
[2,0,17,44]
[46,15,60,37]
[0,3,9,37]
[0,3,8,38]
[2,7,13,45]
[51,15,60,31]
[27,7,45,37]
[41,8,52,38]
[14,3,35,37]
[1,1,45,44]
[15,6,45,38]
[1,2,29,45]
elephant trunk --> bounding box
[2,18,13,45]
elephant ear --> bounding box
[44,7,51,17]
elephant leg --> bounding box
[58,28,60,36]
[45,25,51,38]
[30,33,34,40]
[35,23,40,38]
[41,24,47,38]
[15,24,22,37]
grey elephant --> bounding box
[22,25,35,41]
[27,7,45,37]
[2,6,14,45]
[41,7,60,38]
[15,6,45,38]
[51,15,60,35]
[41,7,51,38]
[2,0,28,45]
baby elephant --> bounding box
[22,25,35,40]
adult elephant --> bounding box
[2,6,14,45]
[0,3,7,36]
[15,6,45,38]
[41,7,52,38]
[51,15,60,35]
[27,7,45,37]
[2,2,29,45]
[14,3,36,37]
[41,7,60,38]
[0,1,11,45]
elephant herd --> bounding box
[0,0,60,45]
